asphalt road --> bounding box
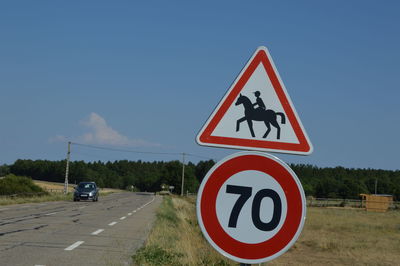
[0,192,162,266]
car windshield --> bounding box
[78,183,94,189]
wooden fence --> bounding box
[307,198,400,210]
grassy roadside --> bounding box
[132,196,231,265]
[133,196,400,266]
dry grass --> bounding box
[133,196,230,265]
[0,180,123,206]
[34,180,74,191]
[271,207,400,266]
[33,180,124,194]
[134,196,400,266]
[170,197,230,265]
[0,193,72,205]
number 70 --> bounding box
[226,185,282,231]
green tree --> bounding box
[195,160,215,183]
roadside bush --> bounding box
[0,174,48,196]
[133,245,182,265]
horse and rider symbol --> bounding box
[235,91,286,139]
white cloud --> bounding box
[50,112,161,148]
[80,112,130,146]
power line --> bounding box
[72,151,125,161]
[64,142,217,197]
[186,153,216,161]
[70,142,216,161]
[71,142,181,156]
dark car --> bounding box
[73,182,99,202]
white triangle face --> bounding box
[211,63,300,144]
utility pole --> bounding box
[374,178,378,195]
[181,152,185,196]
[64,141,71,194]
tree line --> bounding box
[290,164,400,200]
[1,159,215,195]
[1,160,399,200]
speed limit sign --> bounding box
[196,151,306,264]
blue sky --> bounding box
[1,1,399,170]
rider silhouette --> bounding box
[252,91,266,110]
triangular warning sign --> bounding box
[196,46,313,155]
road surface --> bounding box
[0,192,161,266]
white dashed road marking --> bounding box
[91,229,104,235]
[143,197,155,207]
[64,241,84,251]
[120,216,126,220]
[108,222,117,226]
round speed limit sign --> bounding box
[197,151,306,264]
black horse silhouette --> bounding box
[235,94,286,139]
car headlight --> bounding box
[89,192,93,196]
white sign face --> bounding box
[196,46,313,155]
[197,151,306,264]
[215,170,288,244]
[212,64,299,144]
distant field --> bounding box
[33,180,124,193]
[33,180,74,192]
[134,196,400,265]
[270,207,400,265]
[0,180,124,205]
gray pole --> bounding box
[64,141,71,194]
[181,152,185,196]
[374,178,378,195]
